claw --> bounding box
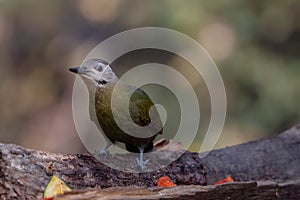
[136,158,149,171]
[95,142,112,156]
[144,159,150,165]
[136,146,150,171]
[99,148,109,155]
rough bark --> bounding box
[0,124,299,199]
[55,180,300,200]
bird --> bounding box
[69,58,163,171]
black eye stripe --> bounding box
[98,80,108,84]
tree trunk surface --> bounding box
[0,124,299,199]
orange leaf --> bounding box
[158,176,176,187]
[42,198,53,200]
[214,175,235,185]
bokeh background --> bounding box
[0,0,299,153]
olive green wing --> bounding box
[129,88,163,135]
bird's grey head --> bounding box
[69,58,118,87]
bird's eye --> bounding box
[96,64,103,72]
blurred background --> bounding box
[0,0,299,153]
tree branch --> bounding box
[0,124,299,199]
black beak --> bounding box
[69,67,79,74]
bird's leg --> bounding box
[136,146,150,171]
[96,141,112,155]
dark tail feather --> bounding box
[125,142,153,153]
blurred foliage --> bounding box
[0,0,299,153]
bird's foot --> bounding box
[94,149,107,157]
[136,157,150,171]
[99,148,110,155]
[94,146,110,156]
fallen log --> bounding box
[55,180,300,200]
[0,124,299,199]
